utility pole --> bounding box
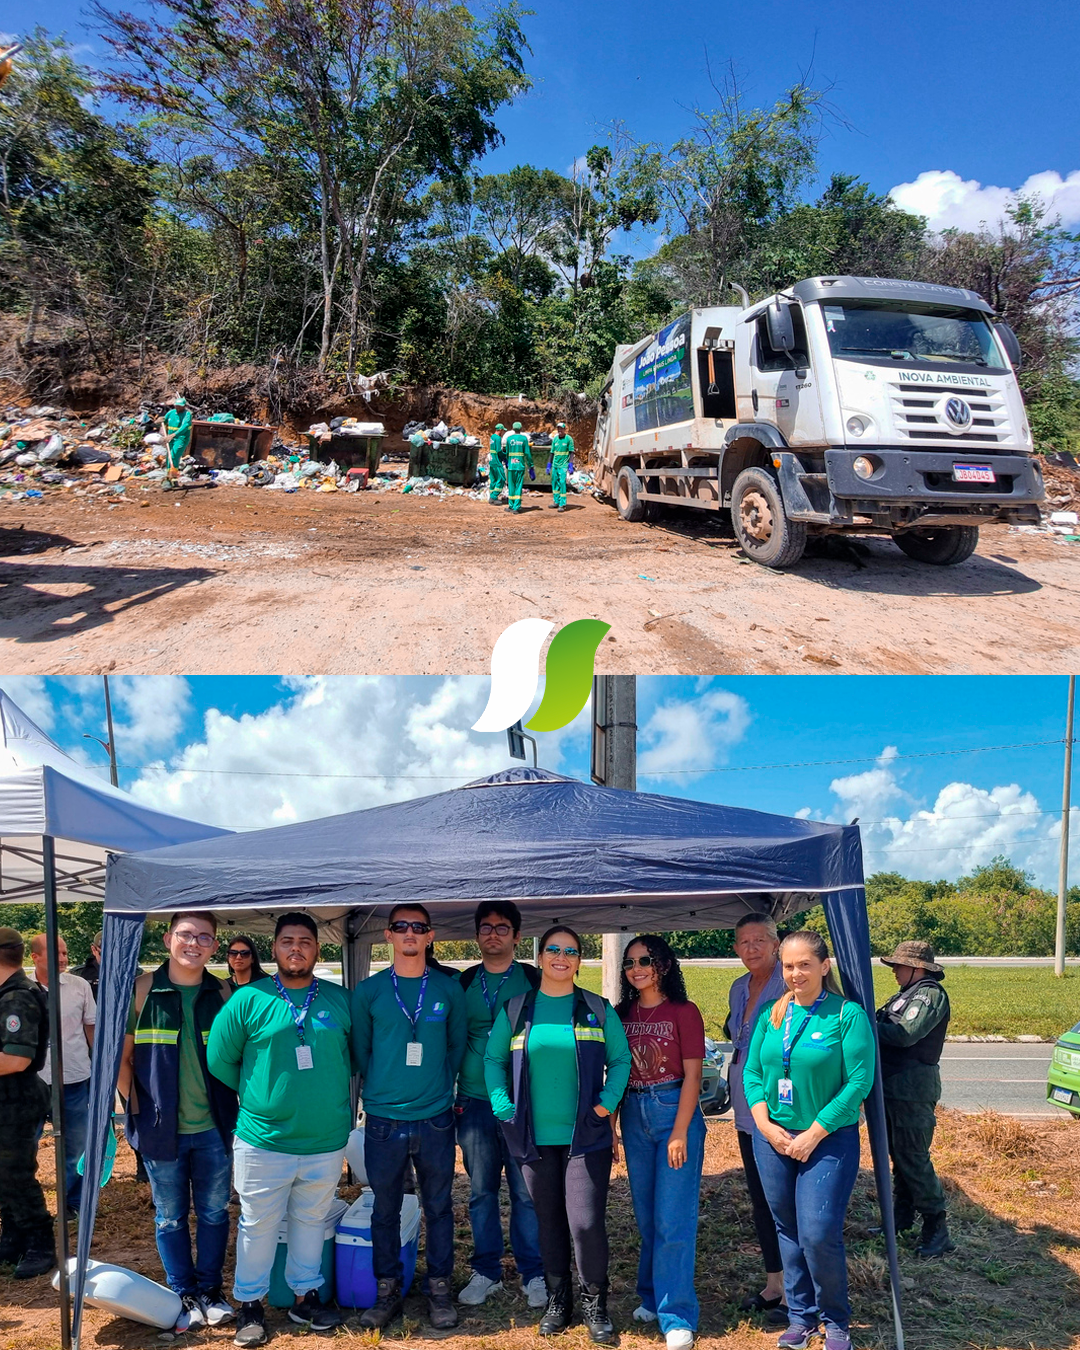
[83,675,119,787]
[1056,674,1075,978]
[591,676,636,1002]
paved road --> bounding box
[939,1042,1057,1116]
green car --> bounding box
[1047,1019,1080,1116]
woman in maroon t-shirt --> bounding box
[616,935,706,1350]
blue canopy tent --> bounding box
[79,767,904,1347]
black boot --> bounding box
[916,1211,955,1258]
[359,1278,403,1330]
[0,1230,25,1266]
[13,1245,55,1280]
[579,1283,614,1345]
[427,1276,459,1329]
[539,1277,573,1335]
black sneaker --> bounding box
[427,1276,459,1329]
[359,1278,403,1330]
[233,1300,268,1347]
[13,1247,55,1280]
[289,1289,342,1331]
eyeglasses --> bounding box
[622,954,656,969]
[228,949,252,959]
[173,931,215,948]
[478,923,512,936]
[389,921,432,935]
[544,944,580,958]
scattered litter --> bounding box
[638,574,655,581]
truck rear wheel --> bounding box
[730,467,807,568]
[893,525,979,565]
[616,465,646,522]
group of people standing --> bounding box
[487,422,576,511]
[0,903,954,1350]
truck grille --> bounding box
[888,382,1012,444]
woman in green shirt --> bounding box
[743,931,876,1350]
[485,925,631,1345]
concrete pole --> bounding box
[1056,675,1075,978]
[592,676,637,1003]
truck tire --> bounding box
[730,466,807,568]
[616,465,646,522]
[893,525,979,565]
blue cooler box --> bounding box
[335,1189,422,1308]
[269,1196,349,1308]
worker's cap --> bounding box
[0,926,25,956]
[168,394,187,406]
[512,421,522,430]
[92,931,103,948]
[879,940,943,974]
[556,421,566,429]
[495,423,505,431]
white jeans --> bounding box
[232,1137,346,1302]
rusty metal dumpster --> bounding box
[190,421,274,469]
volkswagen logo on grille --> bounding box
[944,396,972,429]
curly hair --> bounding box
[615,934,688,1015]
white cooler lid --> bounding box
[335,1189,421,1248]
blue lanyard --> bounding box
[479,966,512,1015]
[390,967,428,1039]
[271,975,319,1045]
[782,991,828,1077]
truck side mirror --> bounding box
[996,321,1022,370]
[766,300,795,353]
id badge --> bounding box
[295,1044,314,1070]
[777,1077,794,1106]
[406,1041,423,1067]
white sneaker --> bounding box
[175,1295,206,1332]
[199,1288,236,1325]
[634,1306,659,1323]
[457,1273,503,1305]
[524,1276,548,1308]
[667,1331,694,1349]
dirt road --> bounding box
[1,485,1077,673]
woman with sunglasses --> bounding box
[616,937,706,1349]
[225,938,266,990]
[485,926,631,1344]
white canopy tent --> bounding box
[0,689,230,1347]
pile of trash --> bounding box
[1011,456,1080,542]
[401,419,480,447]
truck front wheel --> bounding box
[615,465,646,522]
[893,525,979,565]
[730,467,807,568]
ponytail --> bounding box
[769,930,843,1029]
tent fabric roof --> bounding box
[0,690,231,902]
[105,768,863,939]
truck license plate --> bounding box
[953,463,996,483]
[1052,1087,1074,1104]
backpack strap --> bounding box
[459,963,481,992]
[522,963,541,990]
[132,970,154,1020]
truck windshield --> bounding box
[821,300,1008,372]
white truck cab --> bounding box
[593,275,1043,567]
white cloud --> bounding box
[638,688,751,779]
[888,168,1080,232]
[109,675,193,759]
[0,677,56,731]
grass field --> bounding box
[577,966,1080,1040]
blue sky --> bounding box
[2,675,1075,887]
[8,0,1080,234]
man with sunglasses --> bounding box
[350,904,466,1331]
[455,902,545,1310]
[208,912,353,1346]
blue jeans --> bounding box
[455,1094,543,1284]
[621,1085,706,1334]
[365,1110,456,1283]
[752,1124,861,1335]
[42,1078,89,1213]
[144,1128,232,1297]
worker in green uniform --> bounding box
[546,422,575,512]
[161,394,193,483]
[488,424,508,505]
[504,422,535,513]
[876,941,954,1258]
[0,927,55,1279]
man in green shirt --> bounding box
[455,902,545,1309]
[207,912,353,1346]
[350,904,467,1331]
[488,424,508,504]
[546,422,575,511]
[503,422,535,513]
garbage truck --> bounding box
[592,275,1044,567]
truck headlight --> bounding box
[847,415,869,437]
[853,455,877,480]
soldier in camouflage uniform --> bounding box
[0,927,55,1278]
[876,940,955,1259]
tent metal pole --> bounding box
[592,675,637,1002]
[42,835,72,1350]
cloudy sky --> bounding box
[13,0,1080,238]
[3,675,1076,889]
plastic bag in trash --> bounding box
[15,452,37,467]
[38,433,66,463]
[144,432,164,445]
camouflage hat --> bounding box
[880,940,943,975]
